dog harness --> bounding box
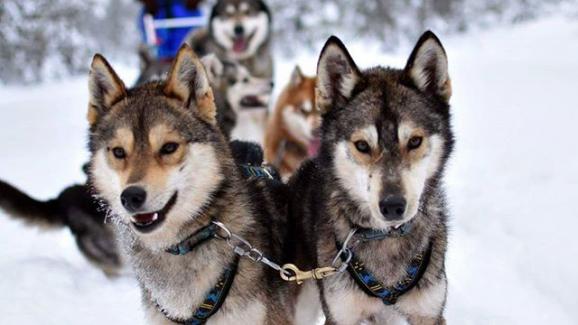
[156,258,239,325]
[239,164,279,180]
[160,223,238,324]
[156,165,284,324]
[337,226,433,305]
[166,223,219,255]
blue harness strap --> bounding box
[339,240,433,305]
[160,221,239,324]
[166,223,218,255]
[157,257,239,325]
[185,258,238,325]
[239,164,280,181]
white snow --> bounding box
[1,14,577,324]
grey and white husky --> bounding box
[202,54,272,145]
[186,0,273,79]
[87,44,294,324]
[288,32,454,325]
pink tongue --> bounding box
[308,137,321,157]
[133,213,155,223]
[233,38,247,53]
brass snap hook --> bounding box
[280,264,337,284]
[280,263,311,284]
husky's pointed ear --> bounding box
[316,36,361,114]
[404,31,451,102]
[88,54,127,126]
[290,65,303,87]
[164,45,217,125]
[200,53,224,85]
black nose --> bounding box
[120,186,147,212]
[234,25,244,36]
[379,195,406,221]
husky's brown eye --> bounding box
[408,136,423,150]
[160,142,179,155]
[354,140,371,154]
[242,77,249,83]
[111,147,126,159]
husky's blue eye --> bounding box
[354,140,371,154]
[160,142,179,155]
[408,136,423,150]
[111,147,126,159]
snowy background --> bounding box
[1,1,578,324]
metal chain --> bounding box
[211,221,292,277]
[212,221,359,285]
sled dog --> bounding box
[289,32,453,324]
[88,44,294,324]
[264,66,320,180]
[187,0,273,79]
[135,45,173,86]
[202,54,272,144]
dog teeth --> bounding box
[152,213,159,221]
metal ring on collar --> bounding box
[212,221,232,240]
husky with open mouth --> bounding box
[288,32,454,324]
[187,0,273,79]
[202,54,273,145]
[88,45,294,324]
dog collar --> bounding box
[355,222,413,241]
[166,223,219,255]
[156,257,239,325]
[338,240,432,305]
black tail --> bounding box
[0,179,65,228]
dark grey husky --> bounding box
[288,32,454,324]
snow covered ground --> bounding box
[1,13,577,324]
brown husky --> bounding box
[87,44,295,324]
[288,32,453,324]
[264,66,321,180]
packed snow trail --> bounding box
[0,14,577,324]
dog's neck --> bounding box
[326,181,444,286]
[121,168,260,320]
